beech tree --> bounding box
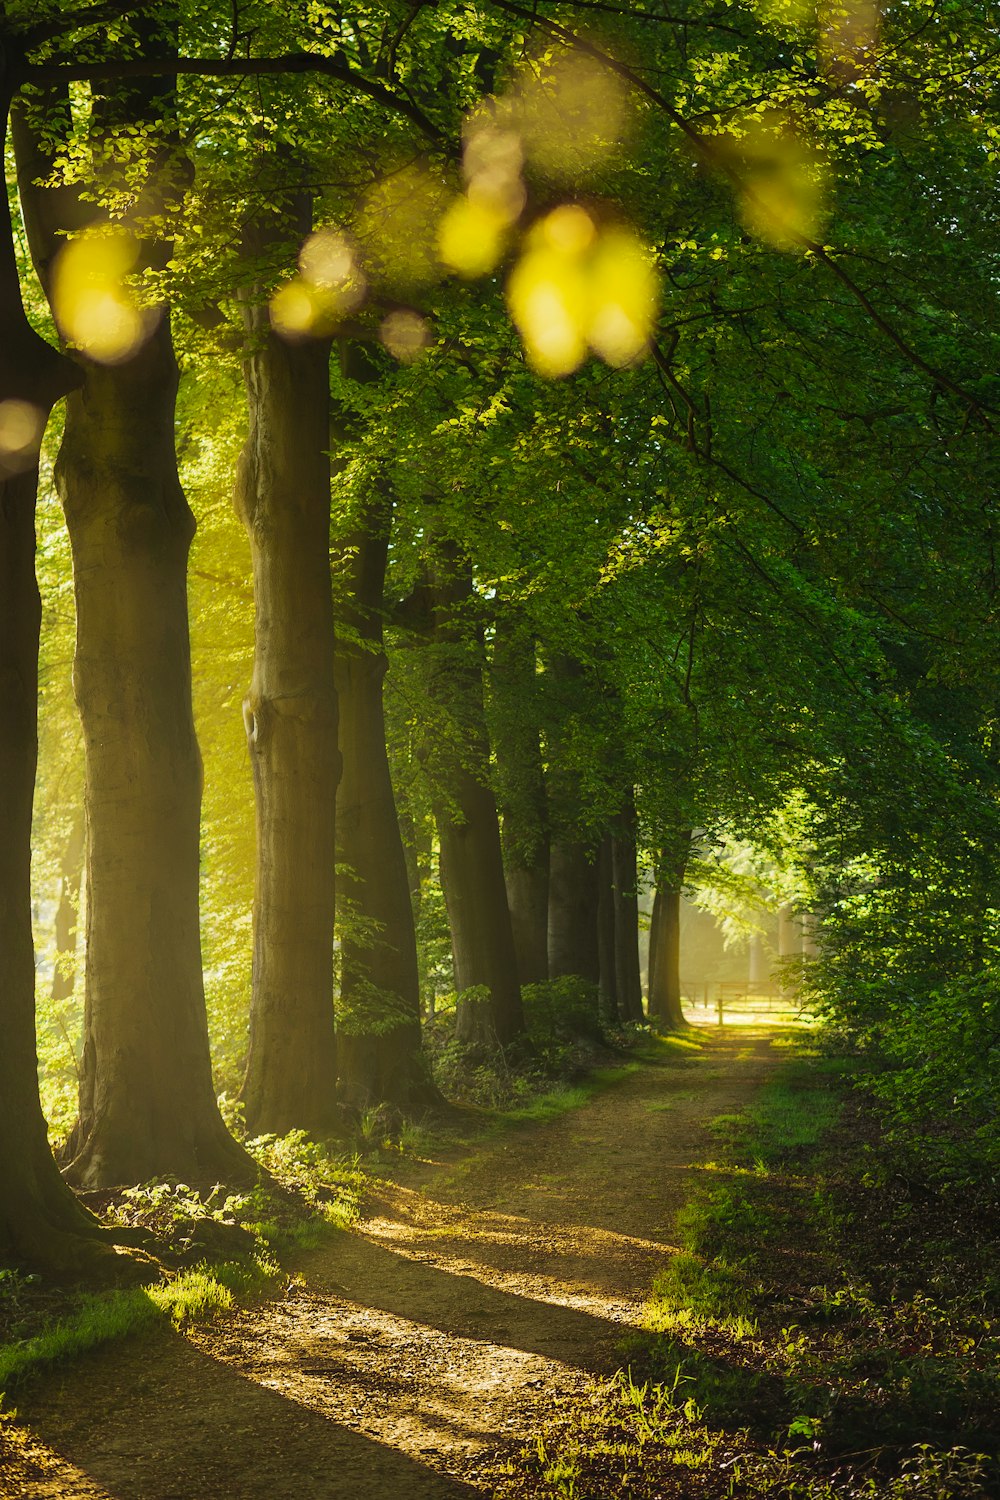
[490,612,550,987]
[421,553,525,1048]
[234,216,340,1138]
[0,14,124,1261]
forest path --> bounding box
[9,1027,783,1499]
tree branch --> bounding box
[21,52,447,148]
[489,0,996,421]
[19,1,163,49]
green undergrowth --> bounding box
[0,1264,250,1394]
[0,1130,367,1403]
[400,1025,700,1163]
[422,978,671,1122]
[490,1035,999,1499]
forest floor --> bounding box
[1,1028,787,1499]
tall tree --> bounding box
[422,552,525,1049]
[234,209,340,1138]
[0,40,122,1264]
[491,612,549,986]
[14,56,250,1186]
[332,382,438,1108]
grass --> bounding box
[503,1065,640,1125]
[0,1130,368,1403]
[0,1266,246,1394]
[487,1033,1000,1500]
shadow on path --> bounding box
[9,1028,785,1499]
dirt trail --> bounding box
[4,1029,780,1499]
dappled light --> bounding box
[380,308,431,362]
[265,50,657,372]
[270,227,367,339]
[356,165,450,292]
[514,52,631,181]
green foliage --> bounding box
[521,977,602,1049]
[806,829,1000,1192]
[501,1042,999,1498]
[246,1130,365,1234]
[638,1048,999,1484]
[0,1269,238,1399]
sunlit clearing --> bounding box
[819,0,879,80]
[720,113,829,249]
[517,51,630,180]
[380,308,430,363]
[507,207,657,377]
[356,166,448,290]
[0,399,46,474]
[51,229,151,363]
[271,227,366,339]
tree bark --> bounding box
[648,886,687,1031]
[50,812,85,1005]
[491,614,549,986]
[0,457,110,1269]
[334,479,437,1110]
[234,297,340,1138]
[597,833,618,1022]
[612,806,644,1022]
[547,836,601,985]
[423,558,524,1049]
[14,80,251,1187]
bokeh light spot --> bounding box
[380,309,431,363]
[0,399,46,475]
[51,229,152,364]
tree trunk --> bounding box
[58,328,250,1185]
[597,833,618,1022]
[547,836,600,985]
[0,72,117,1266]
[0,457,111,1268]
[397,804,423,921]
[612,809,644,1022]
[14,84,251,1188]
[648,886,687,1031]
[424,559,524,1049]
[335,483,437,1111]
[234,299,340,1138]
[491,615,549,986]
[50,812,85,1005]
